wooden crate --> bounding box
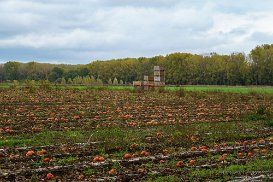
[144,75,154,81]
[133,81,143,87]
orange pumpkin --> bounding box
[26,150,35,156]
[123,154,132,159]
[47,173,54,179]
[43,157,50,163]
[176,161,183,167]
[189,160,195,165]
[191,147,197,151]
[78,174,85,180]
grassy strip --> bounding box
[145,175,181,182]
[1,84,273,93]
[1,119,269,149]
[53,85,273,93]
[188,158,273,181]
[0,130,87,147]
[0,85,10,88]
[166,85,273,94]
[55,85,133,90]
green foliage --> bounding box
[247,114,265,121]
[247,104,271,121]
[3,61,20,80]
[9,80,19,89]
[93,127,142,151]
[1,44,273,86]
[56,156,78,165]
[49,67,64,82]
[250,44,273,85]
[25,80,38,93]
[84,167,95,177]
[113,77,119,85]
[266,120,273,127]
[39,80,51,90]
[108,78,113,85]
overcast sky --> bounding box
[1,0,273,64]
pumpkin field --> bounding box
[0,87,272,181]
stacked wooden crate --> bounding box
[133,66,165,90]
[154,66,165,87]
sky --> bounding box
[1,0,273,64]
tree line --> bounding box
[0,44,272,85]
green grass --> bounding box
[1,84,273,93]
[0,138,33,147]
[84,167,96,177]
[0,130,88,147]
[55,85,133,90]
[188,158,273,180]
[58,85,273,93]
[266,120,273,127]
[145,175,181,182]
[55,156,79,165]
[166,85,273,94]
[1,119,269,150]
[0,84,10,88]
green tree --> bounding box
[3,61,20,80]
[113,77,119,85]
[250,44,273,85]
[49,67,64,82]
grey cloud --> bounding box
[229,27,248,35]
[250,32,273,42]
[0,0,273,63]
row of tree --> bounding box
[0,44,272,85]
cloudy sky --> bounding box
[1,0,273,64]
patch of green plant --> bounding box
[164,123,196,148]
[189,168,225,181]
[56,156,78,165]
[54,85,133,91]
[0,84,10,88]
[188,158,273,180]
[129,95,135,101]
[112,162,122,170]
[84,167,95,177]
[246,105,271,121]
[166,85,273,94]
[143,161,155,169]
[247,114,266,121]
[0,138,33,147]
[32,161,44,168]
[266,120,273,127]
[0,130,90,147]
[166,158,178,167]
[144,175,181,182]
[93,127,144,151]
[112,150,129,159]
[19,96,29,102]
[34,130,86,146]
